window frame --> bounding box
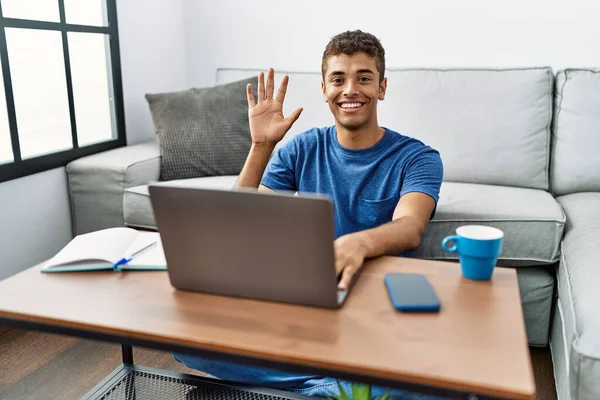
[0,0,126,183]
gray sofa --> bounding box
[66,67,600,400]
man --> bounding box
[176,30,443,399]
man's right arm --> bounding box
[233,67,302,192]
[234,142,275,192]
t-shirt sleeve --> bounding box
[400,148,444,206]
[260,140,298,191]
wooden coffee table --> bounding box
[0,256,535,399]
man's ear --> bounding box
[321,81,327,102]
[378,77,387,101]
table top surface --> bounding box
[0,256,535,399]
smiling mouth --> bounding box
[338,102,364,111]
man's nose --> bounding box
[343,81,358,96]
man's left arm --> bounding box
[335,192,436,289]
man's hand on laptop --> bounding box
[247,67,303,146]
[334,234,367,290]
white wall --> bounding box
[117,0,188,144]
[0,168,72,280]
[184,0,600,87]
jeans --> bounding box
[173,353,444,399]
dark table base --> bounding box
[82,364,314,400]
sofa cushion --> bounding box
[551,69,600,196]
[380,68,553,190]
[127,178,564,266]
[413,182,565,266]
[146,77,257,181]
[554,193,600,400]
[124,176,239,229]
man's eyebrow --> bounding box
[357,69,375,75]
[328,71,345,78]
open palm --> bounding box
[247,68,303,145]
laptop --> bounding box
[149,185,361,308]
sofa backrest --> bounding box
[217,67,553,190]
[551,69,600,196]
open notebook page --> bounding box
[122,231,166,268]
[45,227,139,269]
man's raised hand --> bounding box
[246,68,303,146]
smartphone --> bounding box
[384,273,441,312]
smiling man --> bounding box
[239,30,443,291]
[175,30,444,399]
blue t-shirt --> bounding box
[261,126,443,238]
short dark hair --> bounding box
[321,30,386,83]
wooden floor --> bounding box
[0,327,557,400]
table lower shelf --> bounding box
[81,364,313,400]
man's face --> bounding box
[321,52,387,131]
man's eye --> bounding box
[332,78,343,84]
[359,76,371,82]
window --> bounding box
[0,0,125,182]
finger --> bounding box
[258,71,265,102]
[284,107,303,128]
[335,257,344,276]
[246,84,256,108]
[338,267,354,290]
[266,68,275,100]
[276,75,289,103]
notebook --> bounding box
[41,227,167,273]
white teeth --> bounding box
[340,103,362,109]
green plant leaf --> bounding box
[329,382,392,400]
[336,381,351,400]
[366,384,373,399]
[351,382,371,399]
[375,390,391,400]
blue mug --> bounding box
[441,225,504,280]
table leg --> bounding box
[122,344,133,365]
[121,345,136,399]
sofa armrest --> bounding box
[67,140,161,235]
